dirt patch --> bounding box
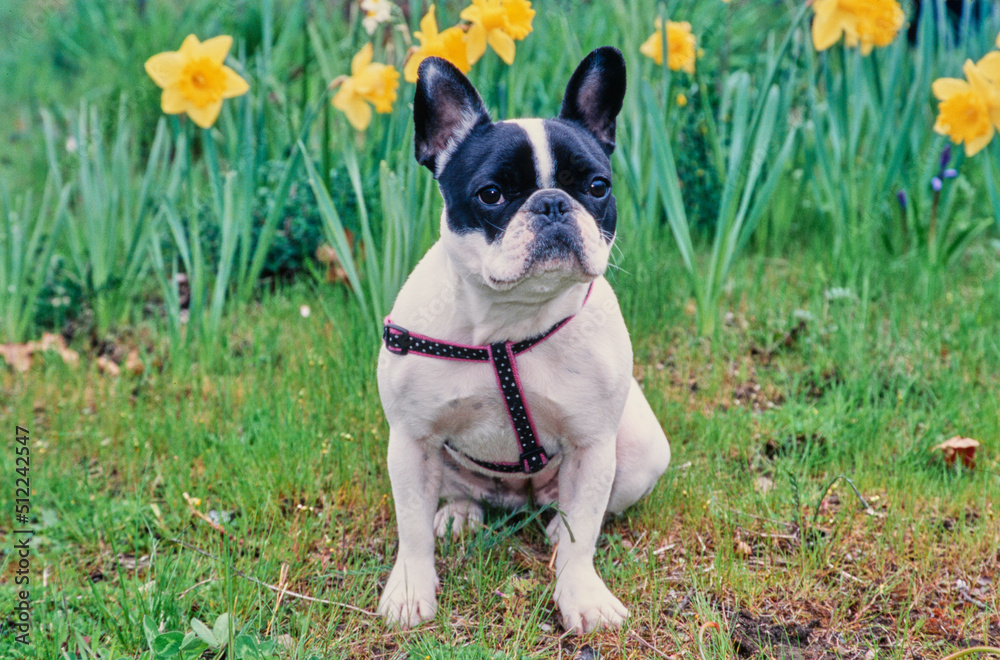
[764,433,829,460]
[799,368,844,402]
[730,609,820,658]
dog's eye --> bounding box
[587,178,610,198]
[477,185,504,205]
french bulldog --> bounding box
[376,46,671,634]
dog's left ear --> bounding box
[559,47,627,156]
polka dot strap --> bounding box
[383,323,491,361]
[381,283,594,474]
[486,341,550,473]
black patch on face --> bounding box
[547,120,617,241]
[437,122,539,243]
[438,119,617,245]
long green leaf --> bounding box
[299,141,373,328]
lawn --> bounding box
[1,1,999,659]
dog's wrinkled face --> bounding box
[413,48,627,294]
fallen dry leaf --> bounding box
[1,333,79,372]
[316,232,355,285]
[125,349,144,376]
[933,436,980,469]
[35,333,80,366]
[96,356,121,377]
[754,476,774,494]
[0,343,33,372]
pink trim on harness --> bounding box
[382,283,593,474]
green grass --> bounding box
[2,234,998,659]
[1,0,1000,657]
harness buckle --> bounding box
[520,446,549,471]
[384,323,411,355]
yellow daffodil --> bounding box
[933,57,1000,156]
[404,6,471,83]
[144,35,250,128]
[676,93,688,107]
[460,0,535,66]
[639,20,697,74]
[981,51,1000,84]
[332,43,400,131]
[812,0,905,55]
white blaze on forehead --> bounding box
[506,118,554,189]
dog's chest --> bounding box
[381,340,616,457]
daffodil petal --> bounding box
[199,35,234,64]
[352,43,374,75]
[441,27,471,72]
[639,32,662,65]
[186,100,224,129]
[466,23,488,64]
[962,58,992,95]
[932,78,969,100]
[964,125,994,156]
[487,29,516,65]
[404,53,423,84]
[419,5,439,41]
[160,86,187,114]
[220,65,250,98]
[144,51,184,88]
[179,34,201,57]
[332,84,355,111]
[340,95,372,131]
[459,5,482,24]
[812,14,843,51]
[978,52,1000,82]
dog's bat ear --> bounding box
[413,57,490,176]
[559,47,627,156]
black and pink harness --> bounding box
[382,284,593,475]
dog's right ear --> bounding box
[413,57,490,176]
[559,47,626,156]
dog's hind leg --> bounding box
[606,378,670,514]
[434,448,530,538]
[434,500,484,537]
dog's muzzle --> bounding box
[526,190,585,261]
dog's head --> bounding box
[414,47,626,297]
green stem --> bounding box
[745,1,811,141]
[939,648,1000,660]
[301,0,310,123]
[695,67,725,181]
[928,189,940,262]
[322,88,331,185]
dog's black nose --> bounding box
[529,190,571,223]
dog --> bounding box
[375,47,671,634]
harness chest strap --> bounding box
[382,284,593,475]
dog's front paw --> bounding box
[378,561,439,628]
[434,501,484,538]
[554,568,628,634]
